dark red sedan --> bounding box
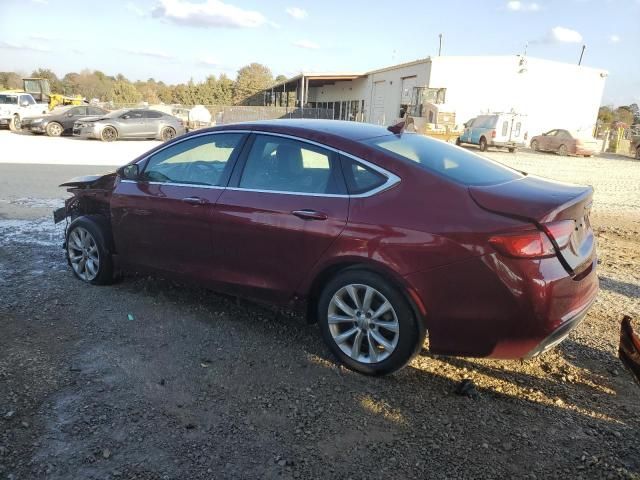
[55,120,598,375]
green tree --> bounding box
[275,74,288,83]
[109,80,142,104]
[0,71,22,89]
[598,106,614,126]
[233,63,273,105]
[614,106,634,126]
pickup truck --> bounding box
[0,92,48,131]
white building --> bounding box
[268,55,608,138]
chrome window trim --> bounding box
[127,129,401,198]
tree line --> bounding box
[598,104,640,127]
[0,64,289,106]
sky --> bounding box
[1,0,639,106]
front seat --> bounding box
[273,143,305,190]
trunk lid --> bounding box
[469,175,595,274]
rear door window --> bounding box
[501,121,509,136]
[239,135,344,194]
[144,110,163,119]
[365,133,523,186]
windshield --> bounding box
[0,95,18,105]
[365,133,524,186]
[104,109,125,118]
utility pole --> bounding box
[438,34,443,56]
[578,44,586,66]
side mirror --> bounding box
[121,164,139,180]
[67,112,74,117]
[122,115,130,120]
[21,101,29,107]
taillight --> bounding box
[489,220,575,259]
[491,130,496,138]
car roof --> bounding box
[213,119,392,141]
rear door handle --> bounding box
[292,209,328,221]
[182,196,207,205]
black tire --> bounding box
[9,114,21,132]
[558,144,568,156]
[531,139,539,151]
[65,216,114,285]
[46,122,64,137]
[161,126,176,142]
[455,137,461,146]
[317,269,425,376]
[508,147,516,153]
[100,126,118,142]
[635,147,640,160]
[479,137,488,152]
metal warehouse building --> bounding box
[267,55,608,137]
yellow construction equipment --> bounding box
[22,78,86,110]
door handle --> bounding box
[182,196,207,205]
[292,209,328,221]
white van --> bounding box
[456,113,527,153]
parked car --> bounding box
[530,129,599,157]
[72,109,186,142]
[456,113,527,152]
[54,120,598,375]
[631,132,640,160]
[0,92,48,131]
[22,105,108,136]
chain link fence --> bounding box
[109,104,335,124]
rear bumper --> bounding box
[490,140,525,148]
[404,252,598,359]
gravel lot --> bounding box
[1,130,639,479]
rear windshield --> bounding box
[364,134,524,186]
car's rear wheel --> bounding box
[161,126,176,142]
[558,144,568,156]
[635,147,640,160]
[531,139,539,151]
[318,270,424,375]
[66,217,114,285]
[100,126,118,142]
[479,137,488,152]
[9,114,21,131]
[455,137,461,146]
[46,122,63,137]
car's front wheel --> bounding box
[558,144,568,156]
[100,126,118,142]
[531,140,539,151]
[318,270,424,375]
[636,147,640,160]
[9,114,21,131]
[46,122,64,137]
[66,217,114,285]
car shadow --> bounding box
[599,275,640,299]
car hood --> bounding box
[59,173,116,188]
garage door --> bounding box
[372,81,386,125]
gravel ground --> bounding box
[1,132,639,479]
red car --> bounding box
[530,129,599,157]
[55,120,598,375]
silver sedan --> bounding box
[73,109,186,142]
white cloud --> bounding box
[122,48,175,59]
[0,41,50,52]
[198,56,218,66]
[292,39,319,49]
[609,34,621,44]
[126,2,145,16]
[29,34,55,41]
[550,26,583,43]
[286,7,308,19]
[506,1,540,11]
[152,0,269,28]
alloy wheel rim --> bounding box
[14,117,21,129]
[50,123,62,136]
[328,284,399,364]
[67,227,100,281]
[104,128,115,140]
[164,128,175,140]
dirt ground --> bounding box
[1,132,639,479]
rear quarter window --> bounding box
[365,134,523,186]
